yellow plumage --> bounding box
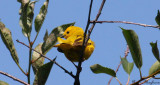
[54,26,95,62]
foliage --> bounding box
[0,0,160,85]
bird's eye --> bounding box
[67,31,69,34]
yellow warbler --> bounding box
[54,26,95,62]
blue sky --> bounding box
[0,0,160,85]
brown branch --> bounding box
[131,69,160,85]
[74,0,106,85]
[0,71,29,85]
[16,40,75,78]
[108,45,129,85]
[90,21,160,29]
[74,0,93,85]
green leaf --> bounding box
[155,10,160,26]
[149,61,160,75]
[121,57,134,75]
[121,28,142,69]
[33,58,56,85]
[42,22,75,54]
[43,29,48,41]
[150,41,160,62]
[34,0,49,32]
[32,43,44,74]
[0,22,19,65]
[90,64,116,77]
[0,80,9,85]
[19,1,36,37]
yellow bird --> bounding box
[54,26,95,62]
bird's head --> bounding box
[62,26,84,39]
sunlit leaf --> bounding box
[90,64,116,77]
[35,0,49,33]
[33,58,56,85]
[42,22,75,54]
[121,57,134,75]
[121,28,142,69]
[155,10,160,26]
[149,61,160,75]
[150,41,160,62]
[32,43,44,74]
[0,22,19,65]
[0,80,9,85]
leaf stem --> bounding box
[32,31,39,44]
[126,75,130,85]
[17,64,27,76]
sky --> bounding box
[0,0,160,85]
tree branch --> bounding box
[131,69,160,85]
[16,40,75,78]
[74,0,93,85]
[108,45,129,85]
[0,71,29,85]
[90,20,160,29]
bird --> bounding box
[54,26,95,62]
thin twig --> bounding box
[0,71,29,85]
[27,35,32,84]
[16,40,75,78]
[153,77,160,79]
[115,77,122,85]
[90,20,160,29]
[108,45,129,85]
[139,77,152,85]
[74,0,94,85]
[87,0,106,43]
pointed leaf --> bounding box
[155,10,160,26]
[35,0,49,32]
[121,57,134,75]
[150,41,160,62]
[42,22,75,54]
[43,29,48,41]
[33,58,56,85]
[0,80,9,85]
[149,61,160,75]
[19,1,36,37]
[0,22,19,65]
[121,28,142,69]
[32,43,44,74]
[90,64,116,77]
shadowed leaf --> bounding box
[0,22,19,65]
[155,10,160,26]
[150,41,160,62]
[0,80,9,85]
[121,57,134,75]
[90,64,116,77]
[19,1,36,37]
[42,22,75,54]
[43,29,48,41]
[35,0,49,33]
[32,43,44,74]
[33,58,56,85]
[149,61,160,75]
[121,28,142,69]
